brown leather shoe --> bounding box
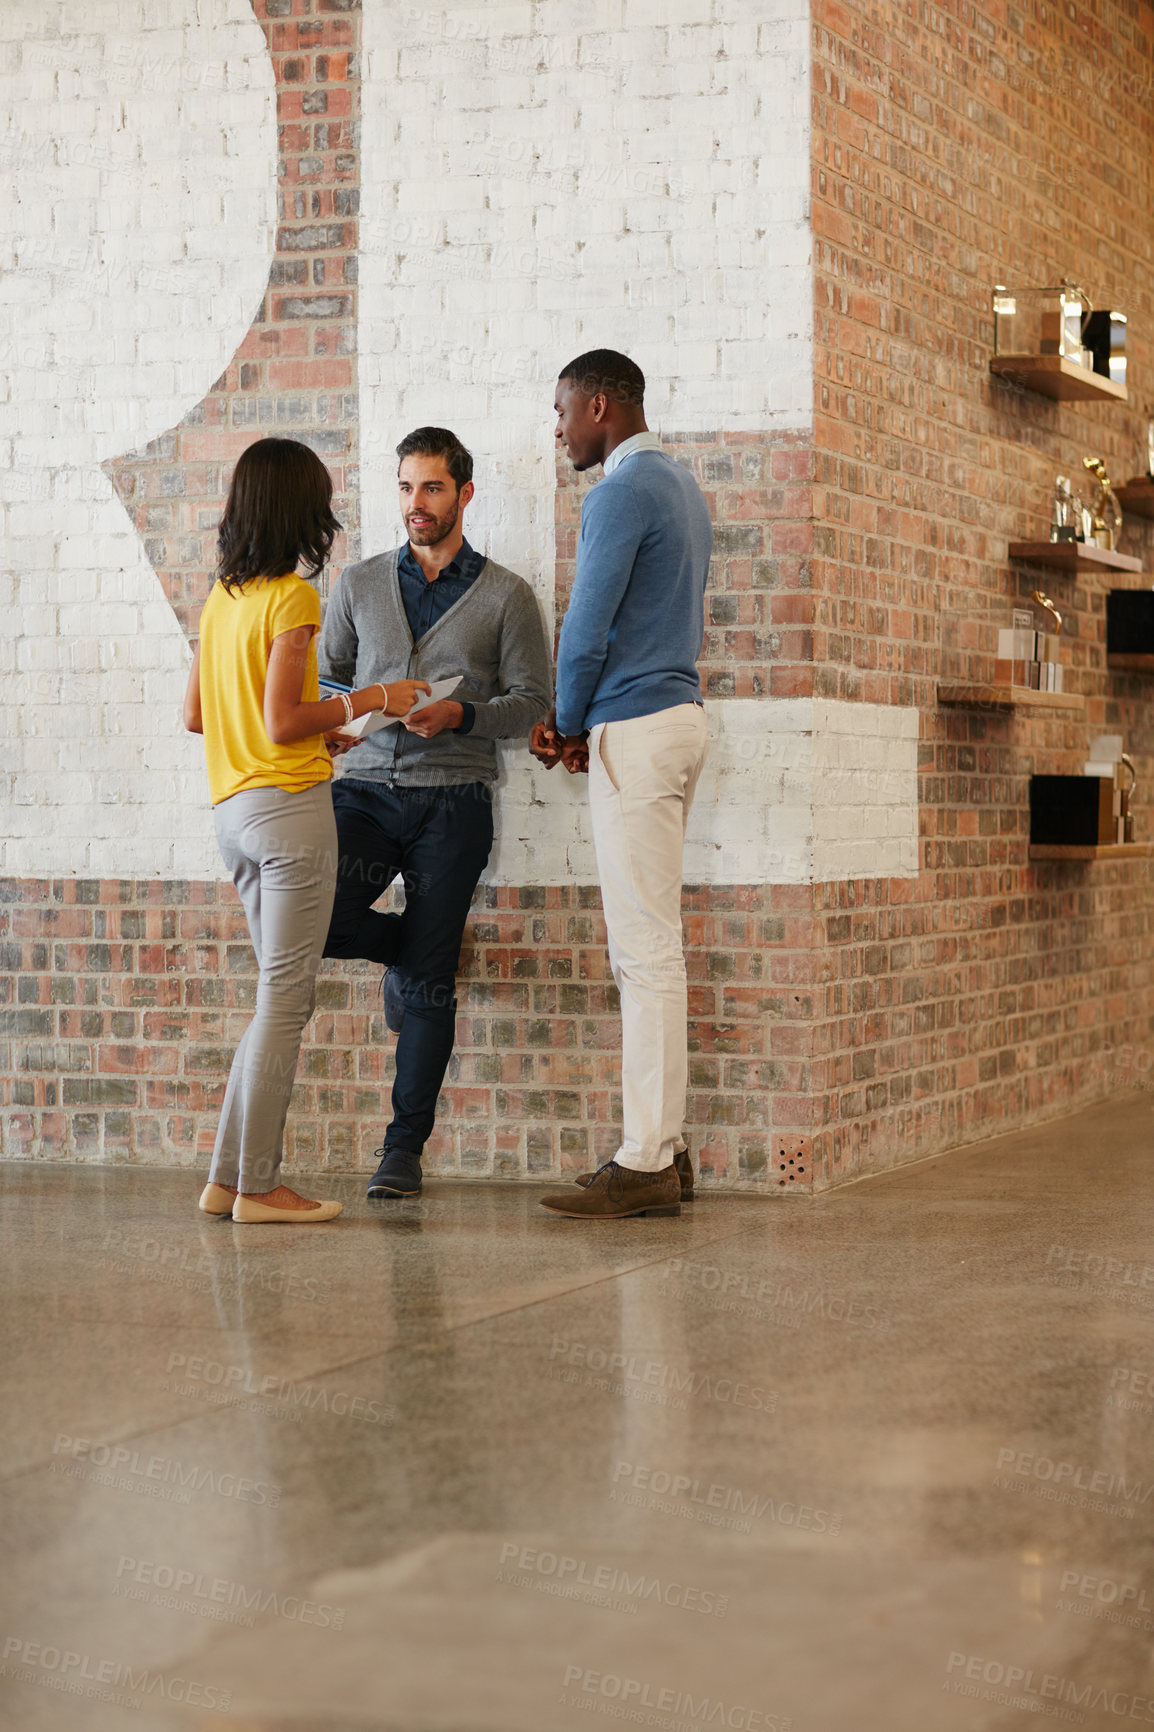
[575,1145,695,1200]
[541,1161,681,1219]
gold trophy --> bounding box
[1083,456,1123,551]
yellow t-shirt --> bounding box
[198,573,332,805]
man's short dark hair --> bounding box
[395,426,473,489]
[558,349,645,408]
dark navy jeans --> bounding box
[324,778,494,1157]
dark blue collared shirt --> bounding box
[397,537,486,733]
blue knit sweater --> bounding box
[555,448,712,736]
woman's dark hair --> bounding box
[216,438,342,595]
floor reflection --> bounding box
[3,1095,1154,1729]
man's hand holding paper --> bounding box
[323,675,452,740]
[399,676,464,737]
[401,677,466,738]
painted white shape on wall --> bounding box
[0,0,276,876]
[359,0,813,582]
[487,700,920,886]
[0,0,920,888]
[359,0,823,887]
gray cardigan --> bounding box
[319,547,553,788]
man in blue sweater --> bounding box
[532,350,712,1221]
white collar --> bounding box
[602,431,662,476]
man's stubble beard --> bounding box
[405,500,461,548]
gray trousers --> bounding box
[209,781,338,1193]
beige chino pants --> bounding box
[587,703,709,1173]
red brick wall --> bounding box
[0,873,818,1189]
[807,0,1154,1185]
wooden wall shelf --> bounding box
[938,684,1084,713]
[1108,653,1154,673]
[990,355,1129,402]
[1008,541,1144,573]
[1030,843,1153,861]
[1118,481,1154,520]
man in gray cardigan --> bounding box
[320,427,552,1199]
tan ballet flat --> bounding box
[199,1182,238,1216]
[231,1194,343,1224]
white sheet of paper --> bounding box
[337,675,463,738]
[410,675,463,712]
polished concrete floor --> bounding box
[4,1097,1154,1731]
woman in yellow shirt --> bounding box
[183,438,427,1223]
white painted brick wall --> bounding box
[0,0,276,876]
[483,701,921,887]
[360,0,813,585]
[1,0,922,889]
[0,467,218,878]
[357,0,856,890]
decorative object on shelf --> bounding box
[1050,474,1083,543]
[1031,590,1062,634]
[1082,456,1123,551]
[993,279,1090,361]
[1030,774,1119,848]
[1106,589,1154,669]
[937,585,1087,712]
[1083,310,1127,386]
[995,603,1063,692]
[1080,735,1134,843]
[989,279,1127,401]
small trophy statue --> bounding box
[1083,456,1123,551]
[1031,590,1062,636]
[1049,475,1082,543]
